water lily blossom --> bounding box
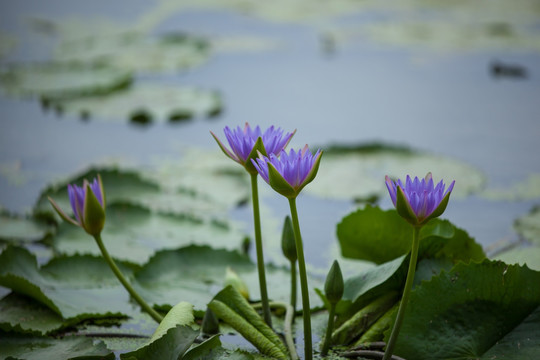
[48,175,106,236]
[382,173,455,360]
[385,172,455,226]
[211,122,295,174]
[252,145,322,360]
[252,145,323,198]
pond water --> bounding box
[1,1,540,269]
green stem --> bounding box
[321,303,336,356]
[290,259,297,314]
[288,197,312,360]
[383,226,421,360]
[93,234,163,323]
[250,173,272,327]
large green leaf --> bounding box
[306,143,485,201]
[133,245,324,313]
[391,260,540,359]
[0,332,114,360]
[52,202,247,264]
[0,245,139,320]
[337,205,484,264]
[493,246,540,271]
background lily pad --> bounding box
[133,245,324,313]
[493,246,540,271]
[0,211,52,244]
[306,143,485,201]
[514,206,540,245]
[49,84,222,123]
[0,63,132,100]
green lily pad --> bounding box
[306,143,485,201]
[0,333,114,360]
[514,206,540,245]
[52,202,247,264]
[0,245,140,320]
[54,31,209,73]
[0,63,132,100]
[0,31,16,59]
[493,246,540,271]
[0,211,52,243]
[0,292,65,335]
[482,173,540,201]
[49,84,222,123]
[337,205,485,264]
[133,245,324,313]
[392,260,540,359]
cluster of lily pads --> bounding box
[1,123,539,360]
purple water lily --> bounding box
[49,175,106,235]
[385,172,455,226]
[211,123,295,174]
[252,145,322,198]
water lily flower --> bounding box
[385,172,455,227]
[211,122,295,174]
[252,145,323,198]
[49,175,106,236]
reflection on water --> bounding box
[0,1,539,264]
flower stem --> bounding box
[290,259,297,314]
[288,197,312,360]
[383,226,421,360]
[93,234,163,324]
[320,302,336,356]
[250,173,272,327]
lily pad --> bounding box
[133,245,324,313]
[0,211,52,244]
[493,246,540,271]
[52,202,247,264]
[0,31,16,59]
[0,63,131,100]
[514,206,540,245]
[306,143,485,201]
[337,205,485,264]
[49,84,222,123]
[54,31,209,73]
[482,173,540,201]
[0,333,114,360]
[392,260,540,359]
[0,245,140,320]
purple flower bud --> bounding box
[252,145,323,198]
[385,172,455,226]
[211,123,295,175]
[49,175,106,236]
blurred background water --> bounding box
[1,0,539,268]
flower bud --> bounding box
[201,307,220,335]
[324,260,344,305]
[281,216,297,262]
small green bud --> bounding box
[224,267,250,300]
[201,307,220,335]
[281,216,297,262]
[324,260,344,305]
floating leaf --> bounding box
[337,205,484,264]
[49,84,222,123]
[0,292,65,335]
[150,301,194,343]
[52,202,246,264]
[133,245,324,313]
[54,31,209,73]
[306,143,485,201]
[0,246,139,320]
[0,63,131,100]
[0,211,52,243]
[493,246,540,271]
[514,206,540,245]
[482,173,540,201]
[391,260,540,359]
[0,333,114,360]
[209,286,289,360]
